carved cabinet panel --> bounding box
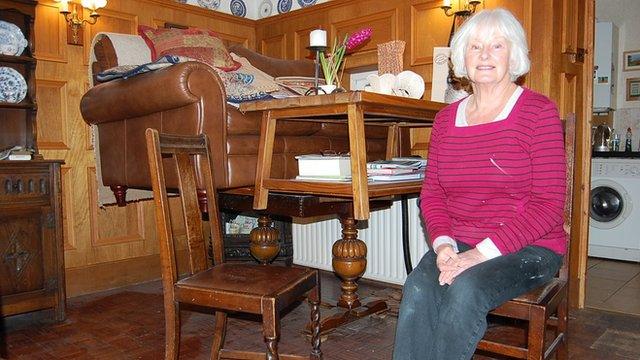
[0,160,65,321]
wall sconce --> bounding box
[441,0,481,18]
[441,1,481,45]
[56,0,107,46]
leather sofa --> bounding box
[80,36,392,207]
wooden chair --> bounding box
[145,129,322,360]
[476,114,576,360]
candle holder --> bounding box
[305,45,328,96]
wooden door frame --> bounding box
[570,0,595,309]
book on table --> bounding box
[295,175,352,182]
[366,157,426,182]
[295,154,351,178]
[367,158,426,170]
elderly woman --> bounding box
[392,8,566,360]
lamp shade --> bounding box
[81,0,107,10]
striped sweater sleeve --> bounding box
[419,107,453,246]
[487,101,566,254]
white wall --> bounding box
[179,0,330,20]
[596,0,640,148]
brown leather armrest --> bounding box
[80,61,225,125]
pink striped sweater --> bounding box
[420,88,567,255]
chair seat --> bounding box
[511,278,565,304]
[175,263,317,313]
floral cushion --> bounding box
[138,25,240,71]
[211,67,272,103]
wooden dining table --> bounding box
[239,91,443,332]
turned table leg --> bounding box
[332,216,366,309]
[249,215,281,264]
[309,214,388,334]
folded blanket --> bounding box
[96,55,181,82]
[97,55,273,103]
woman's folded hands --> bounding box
[436,245,488,286]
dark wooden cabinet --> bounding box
[1,0,66,321]
[0,0,38,154]
[0,161,65,321]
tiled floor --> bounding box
[3,271,640,359]
[586,257,640,315]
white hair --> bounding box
[450,8,530,82]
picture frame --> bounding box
[626,77,640,101]
[623,50,640,71]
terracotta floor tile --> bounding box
[2,274,640,359]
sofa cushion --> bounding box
[138,25,239,71]
[230,53,280,93]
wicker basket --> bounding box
[377,40,406,75]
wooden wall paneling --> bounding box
[294,27,316,60]
[261,34,287,59]
[36,79,69,150]
[60,166,76,251]
[410,1,450,66]
[34,1,67,63]
[332,8,399,71]
[88,169,145,247]
[528,1,554,95]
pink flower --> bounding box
[346,28,372,53]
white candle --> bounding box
[443,0,451,7]
[309,29,327,47]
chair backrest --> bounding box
[559,113,576,281]
[145,129,225,291]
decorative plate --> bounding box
[0,20,28,56]
[230,0,247,17]
[0,67,27,103]
[297,0,317,7]
[197,0,221,10]
[258,0,273,18]
[277,0,292,13]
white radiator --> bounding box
[292,198,430,285]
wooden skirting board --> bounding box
[65,250,189,297]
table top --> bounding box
[239,91,444,123]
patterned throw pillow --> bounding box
[138,25,240,71]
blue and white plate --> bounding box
[258,0,273,18]
[0,20,28,56]
[297,0,317,7]
[197,0,220,10]
[277,0,292,13]
[0,67,27,103]
[230,0,247,17]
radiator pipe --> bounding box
[401,195,413,274]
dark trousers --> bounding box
[392,243,562,360]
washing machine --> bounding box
[589,158,640,262]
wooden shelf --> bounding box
[264,178,423,198]
[0,54,36,64]
[0,101,36,110]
